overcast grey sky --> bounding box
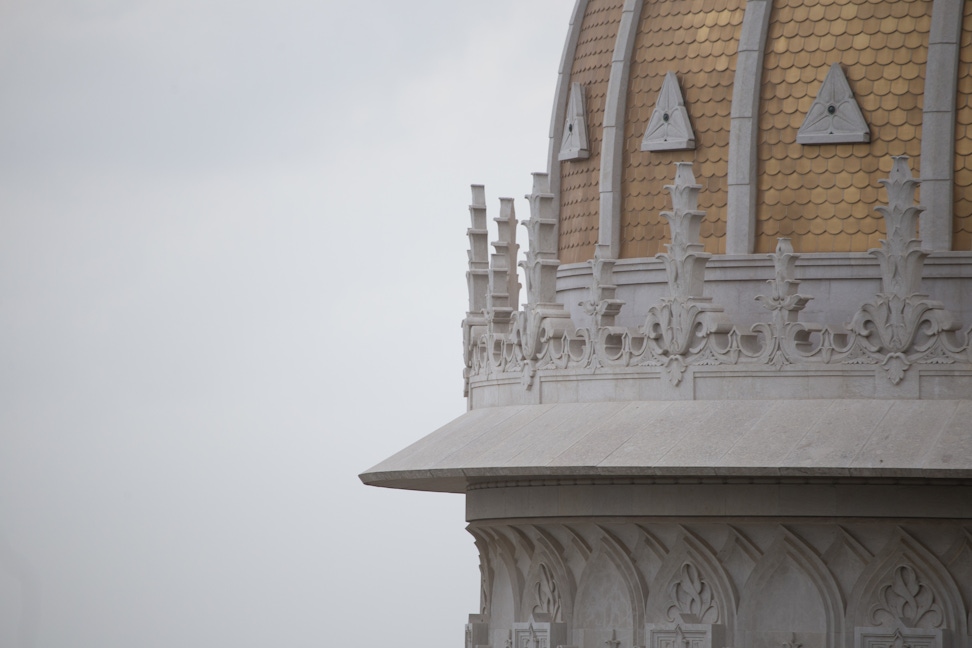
[0,1,573,646]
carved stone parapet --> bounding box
[645,623,725,648]
[855,626,948,648]
[512,615,567,648]
[466,614,490,648]
[461,161,972,392]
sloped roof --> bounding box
[360,399,972,492]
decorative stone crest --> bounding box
[752,238,813,369]
[641,163,730,384]
[463,159,971,390]
[847,157,960,384]
[642,72,696,151]
[797,63,869,144]
[559,83,590,161]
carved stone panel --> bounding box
[854,626,948,648]
[512,616,567,648]
[466,615,490,648]
[797,63,869,144]
[645,622,725,648]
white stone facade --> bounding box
[360,1,972,646]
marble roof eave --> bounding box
[358,399,972,493]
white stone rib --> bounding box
[547,0,590,221]
[726,0,772,255]
[598,0,644,259]
[920,0,964,251]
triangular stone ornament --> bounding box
[641,72,696,151]
[797,63,870,144]
[559,82,590,161]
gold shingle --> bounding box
[619,0,743,258]
[558,0,626,263]
[754,0,932,254]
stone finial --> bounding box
[756,238,811,323]
[581,248,624,328]
[604,628,621,648]
[486,197,520,333]
[515,172,574,388]
[848,156,960,383]
[660,162,709,299]
[462,185,492,394]
[466,185,490,317]
[752,238,814,369]
[521,173,560,307]
[873,156,927,299]
[642,163,729,384]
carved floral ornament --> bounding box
[868,565,944,629]
[462,158,972,388]
[668,563,719,625]
[532,562,563,622]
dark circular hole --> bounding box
[827,105,836,115]
[568,123,573,133]
[663,112,670,122]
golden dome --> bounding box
[553,0,972,263]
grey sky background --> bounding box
[0,1,573,646]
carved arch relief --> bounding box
[846,529,967,643]
[573,533,644,648]
[522,526,575,625]
[484,528,524,645]
[646,529,737,631]
[736,527,844,648]
[488,550,517,648]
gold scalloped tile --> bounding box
[558,0,626,263]
[618,0,744,258]
[754,0,931,253]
